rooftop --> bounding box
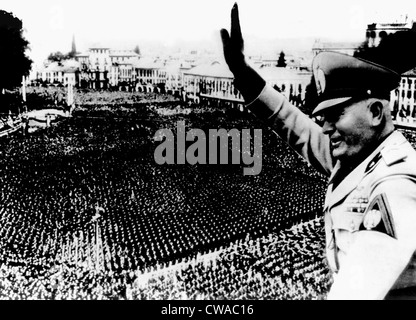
[110,50,140,57]
[132,57,165,69]
[256,66,312,82]
[312,41,362,50]
[403,67,416,77]
[183,61,233,78]
[41,60,81,73]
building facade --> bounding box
[75,47,140,89]
[182,61,242,107]
[392,68,416,126]
[366,20,416,47]
[36,60,80,87]
[181,61,312,110]
[312,40,362,56]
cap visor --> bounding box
[312,97,352,116]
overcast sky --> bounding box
[3,0,416,66]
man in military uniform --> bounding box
[220,3,416,299]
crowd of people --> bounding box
[25,86,179,111]
[1,87,413,299]
[131,217,332,300]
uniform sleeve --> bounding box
[246,85,334,176]
[327,176,416,300]
[371,176,416,253]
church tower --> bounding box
[70,34,77,56]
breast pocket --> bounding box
[331,196,369,233]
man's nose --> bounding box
[322,120,335,135]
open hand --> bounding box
[220,3,246,75]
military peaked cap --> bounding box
[311,51,401,115]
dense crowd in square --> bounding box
[131,217,332,300]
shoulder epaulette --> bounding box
[381,147,408,166]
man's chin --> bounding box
[331,147,349,162]
[331,147,343,159]
[331,149,363,168]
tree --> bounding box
[47,35,78,62]
[277,51,287,67]
[302,75,318,116]
[0,10,32,91]
[134,45,141,56]
[47,51,69,63]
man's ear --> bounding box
[368,100,384,125]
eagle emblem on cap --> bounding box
[315,68,326,95]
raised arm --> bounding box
[220,3,334,176]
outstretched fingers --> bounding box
[220,3,246,72]
[230,2,243,44]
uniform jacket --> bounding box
[247,85,416,298]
